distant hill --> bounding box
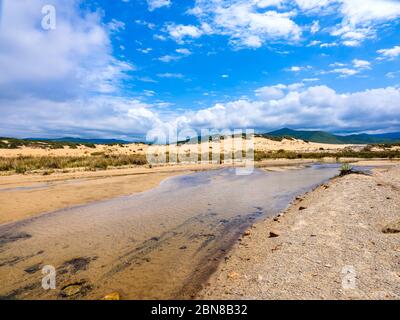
[266,128,400,144]
[0,136,133,149]
[27,137,131,145]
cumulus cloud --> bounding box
[187,0,301,48]
[310,20,320,34]
[255,86,283,100]
[0,95,163,138]
[147,0,171,11]
[3,83,400,138]
[2,0,400,139]
[0,0,134,101]
[107,19,126,33]
[322,59,371,78]
[166,24,204,44]
[329,0,400,46]
[175,48,192,55]
[0,0,150,138]
[294,0,336,13]
[286,66,312,72]
[175,85,400,133]
[180,0,400,49]
[352,59,371,69]
[377,45,400,60]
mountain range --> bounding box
[265,128,400,144]
[27,137,131,145]
[17,128,400,146]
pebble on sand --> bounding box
[102,292,121,300]
[269,230,280,238]
[382,220,400,234]
[227,272,240,280]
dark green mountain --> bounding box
[266,128,400,144]
[27,137,131,145]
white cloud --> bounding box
[107,19,126,33]
[180,0,400,49]
[0,0,159,139]
[255,84,286,99]
[310,20,320,34]
[352,59,371,69]
[137,48,153,54]
[135,20,156,30]
[330,62,346,67]
[142,0,400,53]
[157,73,184,79]
[340,0,400,26]
[0,0,134,101]
[157,48,193,63]
[330,25,373,47]
[0,95,162,138]
[175,48,192,55]
[294,0,336,12]
[158,55,181,63]
[286,65,311,72]
[320,42,338,48]
[154,34,167,41]
[386,71,400,78]
[187,0,301,49]
[323,59,371,78]
[166,24,203,43]
[288,66,301,72]
[329,68,359,77]
[175,85,400,133]
[147,0,171,11]
[330,0,400,46]
[143,90,156,97]
[302,78,319,82]
[377,45,400,60]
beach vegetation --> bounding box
[339,163,353,176]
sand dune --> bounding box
[0,137,361,158]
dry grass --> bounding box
[1,148,400,174]
[0,154,148,173]
[253,149,400,161]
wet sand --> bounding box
[0,164,343,300]
[200,164,400,300]
[0,164,225,225]
[0,160,317,225]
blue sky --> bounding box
[1,0,400,140]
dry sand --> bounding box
[0,137,362,159]
[199,164,400,300]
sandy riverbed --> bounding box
[0,159,326,225]
[0,160,399,299]
[0,164,223,225]
[199,164,400,300]
[0,163,349,300]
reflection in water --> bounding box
[0,164,346,299]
